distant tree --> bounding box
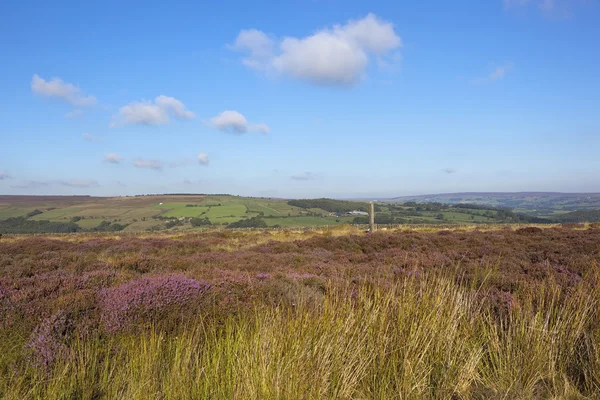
[25,209,44,218]
[190,217,212,227]
[226,217,267,229]
[0,217,80,234]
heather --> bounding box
[2,225,600,398]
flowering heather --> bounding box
[99,274,211,332]
[26,310,73,368]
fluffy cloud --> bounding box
[104,153,124,164]
[291,172,320,181]
[197,153,209,165]
[232,29,275,69]
[82,133,102,142]
[133,158,163,170]
[208,110,270,134]
[112,95,195,126]
[232,13,401,87]
[0,171,12,180]
[31,74,97,106]
[59,179,98,188]
[473,63,514,84]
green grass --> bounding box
[156,203,210,218]
[205,204,248,219]
[0,208,32,219]
[29,207,84,221]
[3,274,599,399]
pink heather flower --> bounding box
[99,274,210,332]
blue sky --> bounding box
[1,0,599,198]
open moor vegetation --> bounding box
[2,225,600,398]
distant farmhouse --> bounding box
[345,210,369,216]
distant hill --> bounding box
[391,192,600,213]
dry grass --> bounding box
[3,275,600,399]
[2,226,600,398]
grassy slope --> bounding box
[0,194,564,232]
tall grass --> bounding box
[3,273,600,399]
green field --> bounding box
[155,203,210,218]
[1,194,580,234]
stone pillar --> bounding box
[369,201,375,232]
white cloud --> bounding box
[31,74,97,106]
[208,110,270,134]
[82,133,102,142]
[104,153,124,164]
[197,152,209,165]
[232,13,401,87]
[112,95,195,127]
[473,63,514,84]
[133,158,163,170]
[155,95,195,119]
[0,171,12,180]
[291,172,320,181]
[59,179,99,188]
[232,29,275,70]
[65,109,84,119]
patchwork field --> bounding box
[2,225,600,398]
[1,194,579,235]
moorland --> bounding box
[2,224,600,398]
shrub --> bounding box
[227,217,267,229]
[190,217,212,227]
[98,274,211,332]
[26,310,74,368]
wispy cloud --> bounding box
[472,63,514,84]
[82,133,103,142]
[0,171,12,180]
[59,179,99,188]
[65,109,84,119]
[31,74,96,106]
[111,95,195,127]
[231,14,402,87]
[184,179,203,185]
[168,159,194,168]
[133,158,163,170]
[503,0,584,17]
[104,153,124,164]
[10,180,50,189]
[207,110,270,134]
[9,179,99,189]
[291,172,321,181]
